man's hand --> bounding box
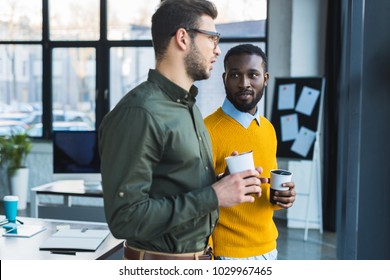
[271,182,296,208]
[212,169,262,208]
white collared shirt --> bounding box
[221,98,261,129]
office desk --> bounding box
[0,215,123,260]
[31,181,105,222]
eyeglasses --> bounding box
[186,28,220,49]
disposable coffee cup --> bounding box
[225,151,255,174]
[3,195,19,223]
[270,169,292,204]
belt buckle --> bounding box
[202,245,213,259]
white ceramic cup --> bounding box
[270,169,292,204]
[225,151,255,174]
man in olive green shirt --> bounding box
[98,0,262,260]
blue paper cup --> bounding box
[3,195,19,223]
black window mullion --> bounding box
[96,0,109,128]
[42,0,52,138]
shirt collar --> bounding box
[148,69,198,107]
[221,98,261,129]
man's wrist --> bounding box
[216,173,225,181]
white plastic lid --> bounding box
[3,195,19,201]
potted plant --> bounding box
[0,133,32,210]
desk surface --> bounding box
[32,180,103,197]
[0,215,123,260]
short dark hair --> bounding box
[224,44,268,72]
[151,0,218,61]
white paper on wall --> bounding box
[280,113,299,142]
[295,86,320,116]
[291,126,316,157]
[277,83,296,110]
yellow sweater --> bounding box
[205,108,279,258]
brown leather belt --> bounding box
[123,242,211,260]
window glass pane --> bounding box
[0,0,42,41]
[51,48,96,133]
[0,45,42,136]
[196,42,266,118]
[107,0,160,40]
[110,47,155,109]
[214,0,267,23]
[213,0,267,38]
[49,0,100,41]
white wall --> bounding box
[290,0,327,76]
[267,0,328,221]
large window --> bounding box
[49,0,100,41]
[0,0,267,138]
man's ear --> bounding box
[264,72,270,86]
[222,72,226,81]
[174,28,190,51]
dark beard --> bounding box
[184,41,209,81]
[226,87,264,113]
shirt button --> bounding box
[198,136,202,141]
[118,192,125,198]
[184,94,189,99]
[205,166,209,171]
[176,99,181,103]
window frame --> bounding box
[0,0,268,139]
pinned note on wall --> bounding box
[291,126,316,157]
[295,86,320,116]
[280,113,299,141]
[277,83,296,110]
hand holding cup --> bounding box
[269,169,293,204]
